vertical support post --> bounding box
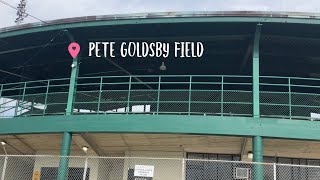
[82,157,88,180]
[43,80,50,115]
[97,77,103,113]
[127,76,132,113]
[252,24,264,180]
[253,136,263,179]
[65,32,80,116]
[0,84,3,98]
[21,82,27,103]
[58,132,72,180]
[20,82,27,115]
[57,31,79,180]
[273,163,277,180]
[221,76,224,116]
[65,56,80,115]
[31,101,34,114]
[253,24,262,119]
[156,76,161,114]
[0,85,3,113]
[288,78,292,119]
[188,76,192,115]
[253,136,263,162]
[1,156,8,180]
[181,158,185,180]
[15,82,27,117]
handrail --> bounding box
[0,75,320,120]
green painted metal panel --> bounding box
[253,24,262,118]
[0,115,320,140]
[3,16,320,39]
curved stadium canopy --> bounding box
[1,11,320,83]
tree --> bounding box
[15,0,28,24]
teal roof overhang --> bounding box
[3,11,320,38]
[1,11,320,82]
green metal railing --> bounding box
[0,78,70,117]
[1,75,320,120]
[74,75,252,116]
[260,76,320,120]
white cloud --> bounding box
[1,0,320,28]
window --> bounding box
[186,153,240,180]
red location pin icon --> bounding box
[68,42,80,58]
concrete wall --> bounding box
[31,150,186,180]
[97,158,124,180]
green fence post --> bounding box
[0,85,2,116]
[0,84,3,98]
[15,82,27,117]
[57,31,80,180]
[97,77,103,113]
[43,80,50,115]
[188,76,192,115]
[252,24,264,180]
[156,76,161,114]
[221,76,224,116]
[288,78,292,119]
[253,25,261,119]
[127,76,132,113]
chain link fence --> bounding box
[0,155,319,179]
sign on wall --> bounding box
[134,165,154,177]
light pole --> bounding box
[82,146,89,180]
[1,141,8,180]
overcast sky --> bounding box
[1,0,320,28]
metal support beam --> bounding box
[253,136,263,162]
[253,136,264,179]
[57,132,72,180]
[65,31,80,116]
[252,24,263,180]
[253,24,262,119]
[0,42,68,55]
[57,31,79,180]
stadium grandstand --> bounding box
[1,11,320,179]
